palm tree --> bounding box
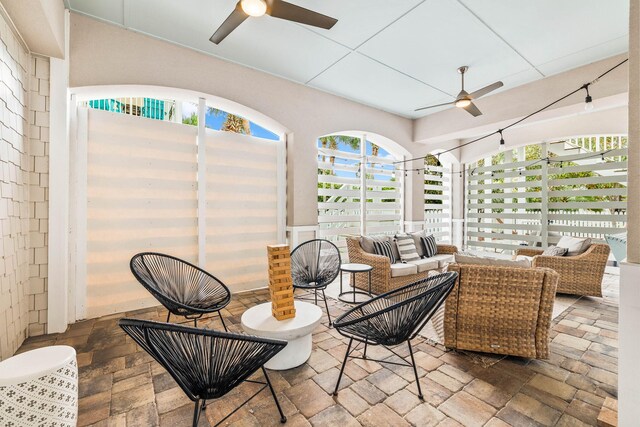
[318,135,361,165]
[208,108,251,135]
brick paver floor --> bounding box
[17,274,619,426]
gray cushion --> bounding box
[407,258,439,273]
[454,253,531,268]
[395,234,420,262]
[390,263,418,277]
[429,254,454,268]
[557,236,591,256]
[542,245,568,256]
[360,235,400,260]
[409,230,427,257]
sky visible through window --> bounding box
[182,102,279,141]
[317,137,396,181]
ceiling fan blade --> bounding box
[267,0,338,29]
[210,2,248,44]
[463,102,483,117]
[415,101,455,112]
[468,81,503,99]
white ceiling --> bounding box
[66,0,629,118]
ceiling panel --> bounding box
[308,52,445,118]
[289,0,423,49]
[459,0,629,68]
[357,0,532,96]
[69,0,124,25]
[536,36,628,77]
[118,0,351,83]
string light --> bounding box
[498,130,505,151]
[393,58,627,167]
[583,84,594,111]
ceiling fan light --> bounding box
[455,98,471,108]
[241,0,267,17]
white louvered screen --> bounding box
[205,130,279,292]
[365,148,402,237]
[85,108,198,317]
[424,164,452,242]
[317,145,362,253]
[465,138,627,253]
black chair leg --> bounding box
[194,318,198,328]
[314,289,318,305]
[218,311,228,332]
[407,340,423,400]
[262,367,287,423]
[363,339,368,359]
[166,312,171,323]
[192,399,203,426]
[320,289,332,326]
[333,338,353,396]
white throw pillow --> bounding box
[557,236,591,256]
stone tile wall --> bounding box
[0,12,50,360]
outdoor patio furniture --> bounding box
[605,233,627,264]
[346,236,457,295]
[119,318,288,427]
[241,301,323,370]
[0,346,78,427]
[290,239,341,325]
[445,263,558,359]
[130,252,231,328]
[332,272,457,400]
[515,243,609,297]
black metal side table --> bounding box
[338,263,373,304]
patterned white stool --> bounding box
[0,345,78,427]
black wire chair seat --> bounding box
[130,252,231,328]
[119,318,288,426]
[290,239,341,325]
[332,272,457,399]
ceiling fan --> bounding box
[210,0,338,44]
[415,66,503,117]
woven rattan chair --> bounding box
[130,253,231,328]
[445,263,558,359]
[515,243,609,297]
[119,319,287,427]
[290,239,341,325]
[346,236,457,295]
[332,272,457,400]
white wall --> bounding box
[68,13,428,227]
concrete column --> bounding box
[619,0,640,424]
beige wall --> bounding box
[68,13,426,227]
[0,8,50,360]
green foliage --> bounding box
[182,112,198,126]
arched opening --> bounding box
[316,131,407,252]
[69,85,288,319]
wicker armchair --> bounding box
[445,263,558,359]
[515,243,609,297]
[346,236,457,295]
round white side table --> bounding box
[241,301,322,370]
[0,345,78,427]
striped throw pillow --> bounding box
[373,240,396,264]
[420,234,438,258]
[395,234,420,262]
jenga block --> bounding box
[267,244,296,320]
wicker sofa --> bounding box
[445,263,559,359]
[345,236,457,295]
[515,243,609,297]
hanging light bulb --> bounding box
[498,130,505,151]
[584,84,594,111]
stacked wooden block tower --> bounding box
[267,244,296,320]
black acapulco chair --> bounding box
[332,272,457,400]
[130,253,231,329]
[119,319,288,427]
[290,239,341,325]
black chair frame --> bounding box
[119,318,288,427]
[290,239,341,326]
[332,272,457,400]
[130,252,231,329]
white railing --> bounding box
[424,163,452,242]
[80,97,178,122]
